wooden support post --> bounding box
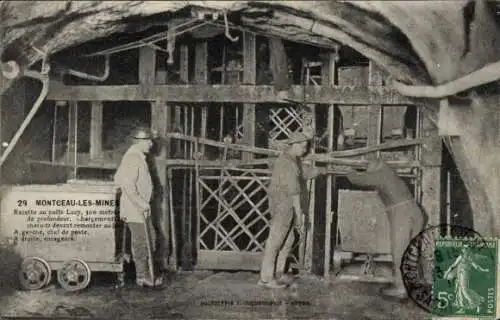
[90,101,103,160]
[67,101,78,180]
[140,46,172,270]
[420,110,442,226]
[368,61,383,159]
[195,42,208,156]
[305,104,316,273]
[179,44,194,270]
[319,53,337,277]
[242,32,256,161]
[152,98,172,270]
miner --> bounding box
[114,126,161,288]
[259,131,333,288]
[345,158,427,300]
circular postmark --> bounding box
[400,224,495,313]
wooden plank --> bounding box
[167,131,424,159]
[47,82,415,105]
[196,250,262,271]
[27,158,420,177]
[90,101,103,160]
[242,32,256,162]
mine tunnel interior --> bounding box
[0,2,482,290]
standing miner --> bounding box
[114,126,162,288]
[259,131,333,289]
[345,158,427,300]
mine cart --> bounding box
[333,190,393,281]
[0,182,127,292]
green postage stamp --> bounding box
[432,237,498,319]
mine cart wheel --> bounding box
[57,259,91,292]
[18,257,52,290]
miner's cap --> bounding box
[132,127,155,139]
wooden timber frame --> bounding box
[44,31,441,275]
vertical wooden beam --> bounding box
[67,101,78,180]
[242,32,256,161]
[89,101,103,160]
[178,44,194,270]
[139,47,156,97]
[195,42,208,157]
[368,61,383,159]
[152,97,171,270]
[305,104,316,273]
[420,110,442,226]
[321,53,337,278]
[139,46,173,272]
[180,45,189,83]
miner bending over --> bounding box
[114,126,162,288]
[259,131,333,289]
[345,159,427,300]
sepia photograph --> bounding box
[0,1,499,319]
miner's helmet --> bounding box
[131,126,155,140]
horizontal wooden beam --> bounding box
[46,81,414,105]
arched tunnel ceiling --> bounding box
[2,0,500,90]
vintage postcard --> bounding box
[1,1,499,319]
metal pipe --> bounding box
[66,55,110,82]
[392,59,500,99]
[0,67,50,168]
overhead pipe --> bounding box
[392,60,500,99]
[223,10,239,42]
[0,60,51,168]
[65,54,110,81]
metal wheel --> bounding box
[57,259,91,292]
[19,257,52,290]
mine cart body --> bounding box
[334,190,393,281]
[0,182,125,292]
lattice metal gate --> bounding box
[196,168,272,270]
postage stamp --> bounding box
[401,224,490,313]
[432,236,498,319]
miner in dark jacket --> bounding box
[259,131,333,289]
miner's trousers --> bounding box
[128,218,155,282]
[260,203,297,283]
